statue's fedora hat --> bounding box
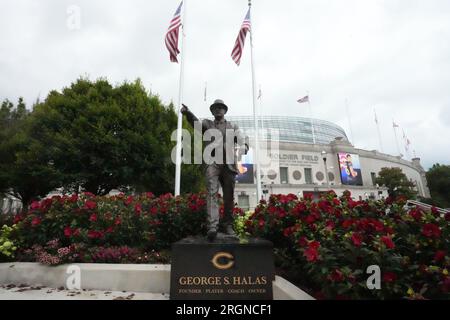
[210,99,228,113]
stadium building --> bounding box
[227,116,430,210]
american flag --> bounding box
[297,95,309,103]
[165,1,183,63]
[231,8,251,66]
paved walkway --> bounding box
[0,284,169,300]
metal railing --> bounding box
[406,199,450,214]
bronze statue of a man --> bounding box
[181,99,249,241]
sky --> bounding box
[1,0,449,169]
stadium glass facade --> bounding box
[226,115,349,145]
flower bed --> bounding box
[1,192,209,265]
[244,191,450,299]
[1,190,449,299]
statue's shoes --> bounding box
[224,224,236,236]
[207,229,217,241]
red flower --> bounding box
[325,220,335,231]
[422,223,441,238]
[258,219,265,229]
[283,228,291,238]
[382,272,397,283]
[351,232,363,247]
[329,269,344,282]
[333,198,341,206]
[73,228,80,237]
[13,215,23,224]
[146,192,154,199]
[114,217,122,225]
[304,241,320,262]
[150,207,158,215]
[381,236,395,249]
[89,213,98,222]
[277,208,287,219]
[445,213,450,222]
[297,236,307,247]
[409,209,423,221]
[30,201,40,210]
[88,230,104,239]
[69,194,78,203]
[342,219,354,229]
[431,206,439,216]
[318,200,332,214]
[31,216,41,227]
[268,206,277,215]
[292,202,306,217]
[434,250,446,262]
[64,226,72,237]
[84,200,96,210]
[83,192,95,197]
[105,226,114,233]
[134,203,142,215]
[124,195,134,206]
[305,214,316,225]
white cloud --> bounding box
[1,0,449,169]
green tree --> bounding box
[28,77,203,196]
[425,163,450,208]
[375,167,417,199]
[0,98,62,206]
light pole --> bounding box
[321,150,330,189]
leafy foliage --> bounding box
[245,192,450,299]
[426,163,450,208]
[375,167,417,199]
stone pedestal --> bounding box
[170,236,275,300]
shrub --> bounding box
[245,191,450,299]
[0,224,18,261]
[10,192,208,264]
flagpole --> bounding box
[374,108,384,153]
[392,120,401,156]
[345,99,355,146]
[249,0,262,203]
[174,0,187,196]
[307,90,316,144]
[258,85,264,141]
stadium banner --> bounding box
[337,152,363,186]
